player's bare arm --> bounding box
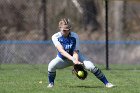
[73,50,82,64]
[73,50,79,60]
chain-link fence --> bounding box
[108,1,140,66]
[0,0,140,70]
[0,0,45,40]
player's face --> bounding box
[61,29,70,37]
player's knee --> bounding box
[83,61,95,71]
[91,66,100,73]
[48,62,56,72]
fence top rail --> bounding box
[1,40,140,45]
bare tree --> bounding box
[112,1,125,40]
[72,0,101,32]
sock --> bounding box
[48,71,56,84]
[92,67,109,85]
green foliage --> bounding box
[0,64,140,93]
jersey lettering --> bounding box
[65,44,72,49]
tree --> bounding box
[72,0,101,32]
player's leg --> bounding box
[78,52,114,88]
[83,61,109,85]
[47,57,73,87]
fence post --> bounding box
[42,0,48,40]
[105,0,109,70]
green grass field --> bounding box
[0,64,140,93]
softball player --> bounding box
[47,18,114,88]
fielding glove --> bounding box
[72,64,88,80]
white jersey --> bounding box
[52,31,80,59]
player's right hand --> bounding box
[74,60,83,65]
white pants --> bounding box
[48,52,96,72]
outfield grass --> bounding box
[0,64,140,93]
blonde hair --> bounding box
[59,18,72,30]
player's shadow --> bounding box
[69,85,104,88]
